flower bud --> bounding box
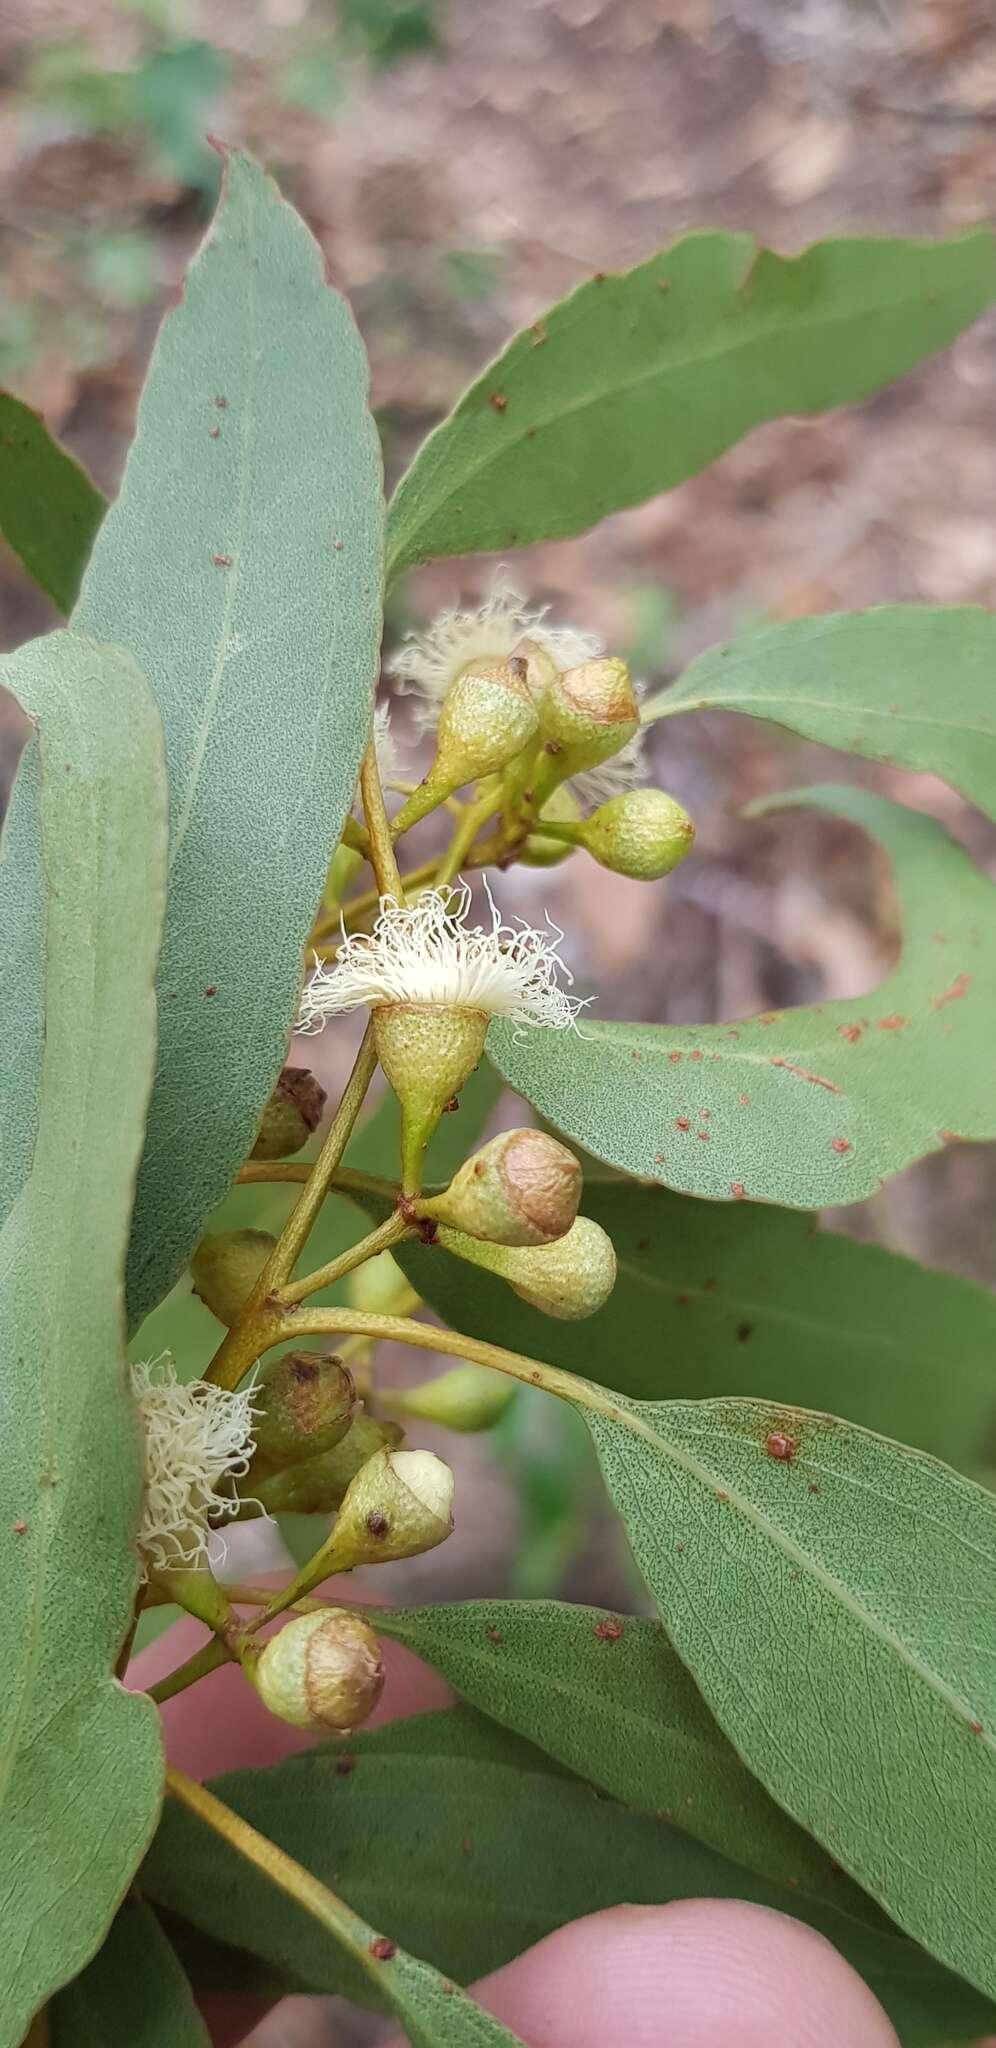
[381,1363,515,1433]
[392,659,538,832]
[373,1002,489,1194]
[252,1351,356,1471]
[254,1610,384,1732]
[438,1214,616,1320]
[255,1412,403,1516]
[534,657,640,795]
[191,1229,276,1326]
[331,1446,454,1567]
[520,784,582,868]
[419,1128,581,1247]
[345,1248,420,1320]
[510,635,559,697]
[578,788,694,880]
[251,1066,327,1160]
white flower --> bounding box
[569,718,648,809]
[372,699,402,790]
[388,572,600,732]
[130,1356,259,1574]
[298,880,585,1034]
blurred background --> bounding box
[2,13,995,2018]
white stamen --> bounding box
[355,701,404,819]
[388,571,600,731]
[569,719,648,809]
[298,880,586,1035]
[130,1356,260,1574]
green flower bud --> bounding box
[332,1445,454,1567]
[419,1128,581,1247]
[392,659,537,831]
[252,1351,356,1471]
[251,1066,326,1160]
[255,1412,403,1516]
[254,1609,384,1732]
[345,1248,420,1320]
[579,788,695,879]
[381,1363,516,1433]
[534,657,640,797]
[373,1001,489,1194]
[190,1229,276,1326]
[519,784,583,868]
[438,1214,616,1320]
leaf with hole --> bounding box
[0,631,167,2043]
[490,786,996,1206]
[73,147,384,1330]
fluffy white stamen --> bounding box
[355,701,404,819]
[298,881,585,1034]
[130,1356,259,1574]
[388,573,600,731]
[570,720,648,809]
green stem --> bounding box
[433,790,500,889]
[361,741,404,899]
[276,1210,413,1307]
[236,1161,399,1203]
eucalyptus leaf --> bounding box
[73,147,384,1330]
[52,1903,209,2047]
[386,228,996,578]
[0,724,44,1230]
[580,1387,996,2000]
[0,390,105,611]
[392,1179,996,1466]
[491,786,996,1206]
[145,1708,995,2048]
[0,632,167,2042]
[644,606,996,824]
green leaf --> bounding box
[374,1599,881,1917]
[644,606,996,823]
[0,390,105,611]
[73,148,384,1330]
[0,728,45,1229]
[491,786,996,1206]
[580,1387,996,2001]
[385,228,996,579]
[145,1708,995,2048]
[52,1903,209,2047]
[393,1179,996,1466]
[0,631,167,2043]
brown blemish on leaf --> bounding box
[736,1321,752,1342]
[675,1542,685,1553]
[738,1093,749,1106]
[11,1520,26,1534]
[593,1618,623,1641]
[461,1836,474,1855]
[932,973,971,1010]
[807,1483,819,1494]
[689,1049,703,1062]
[831,1137,851,1154]
[204,985,217,996]
[877,1013,906,1031]
[668,1050,682,1062]
[489,391,508,412]
[765,1431,797,1462]
[208,424,221,439]
[970,1719,984,1734]
[654,1153,666,1164]
[335,1754,356,1776]
[697,1128,710,1141]
[530,323,547,346]
[211,553,233,568]
[675,1117,690,1132]
[369,1937,397,1962]
[837,1023,862,1043]
[214,394,228,408]
[770,1058,840,1093]
[730,1181,746,1199]
[486,1626,502,1645]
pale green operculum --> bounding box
[346,1248,421,1320]
[254,1411,404,1515]
[535,657,640,785]
[419,1128,581,1246]
[510,635,560,698]
[190,1229,276,1326]
[580,788,695,880]
[373,1001,489,1194]
[382,1363,516,1433]
[251,1066,326,1160]
[520,784,582,868]
[254,1610,384,1732]
[331,1446,454,1567]
[437,1214,617,1320]
[434,657,539,787]
[252,1350,356,1471]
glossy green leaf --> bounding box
[386,228,996,579]
[580,1387,996,2000]
[375,1599,880,1918]
[73,147,384,1330]
[392,1179,996,1466]
[146,1708,994,2048]
[0,632,167,2043]
[52,1903,209,2048]
[644,606,996,823]
[491,786,996,1206]
[0,390,105,611]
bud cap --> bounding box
[420,1127,581,1246]
[255,1610,384,1732]
[332,1446,455,1566]
[251,1066,326,1160]
[252,1350,355,1469]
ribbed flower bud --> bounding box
[533,657,640,801]
[373,1002,490,1195]
[437,1214,616,1320]
[346,1248,421,1320]
[381,1363,516,1433]
[255,1412,403,1516]
[252,1351,355,1471]
[253,1610,384,1732]
[331,1446,454,1567]
[190,1229,276,1326]
[418,1128,581,1247]
[392,658,538,832]
[251,1066,326,1160]
[579,788,695,879]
